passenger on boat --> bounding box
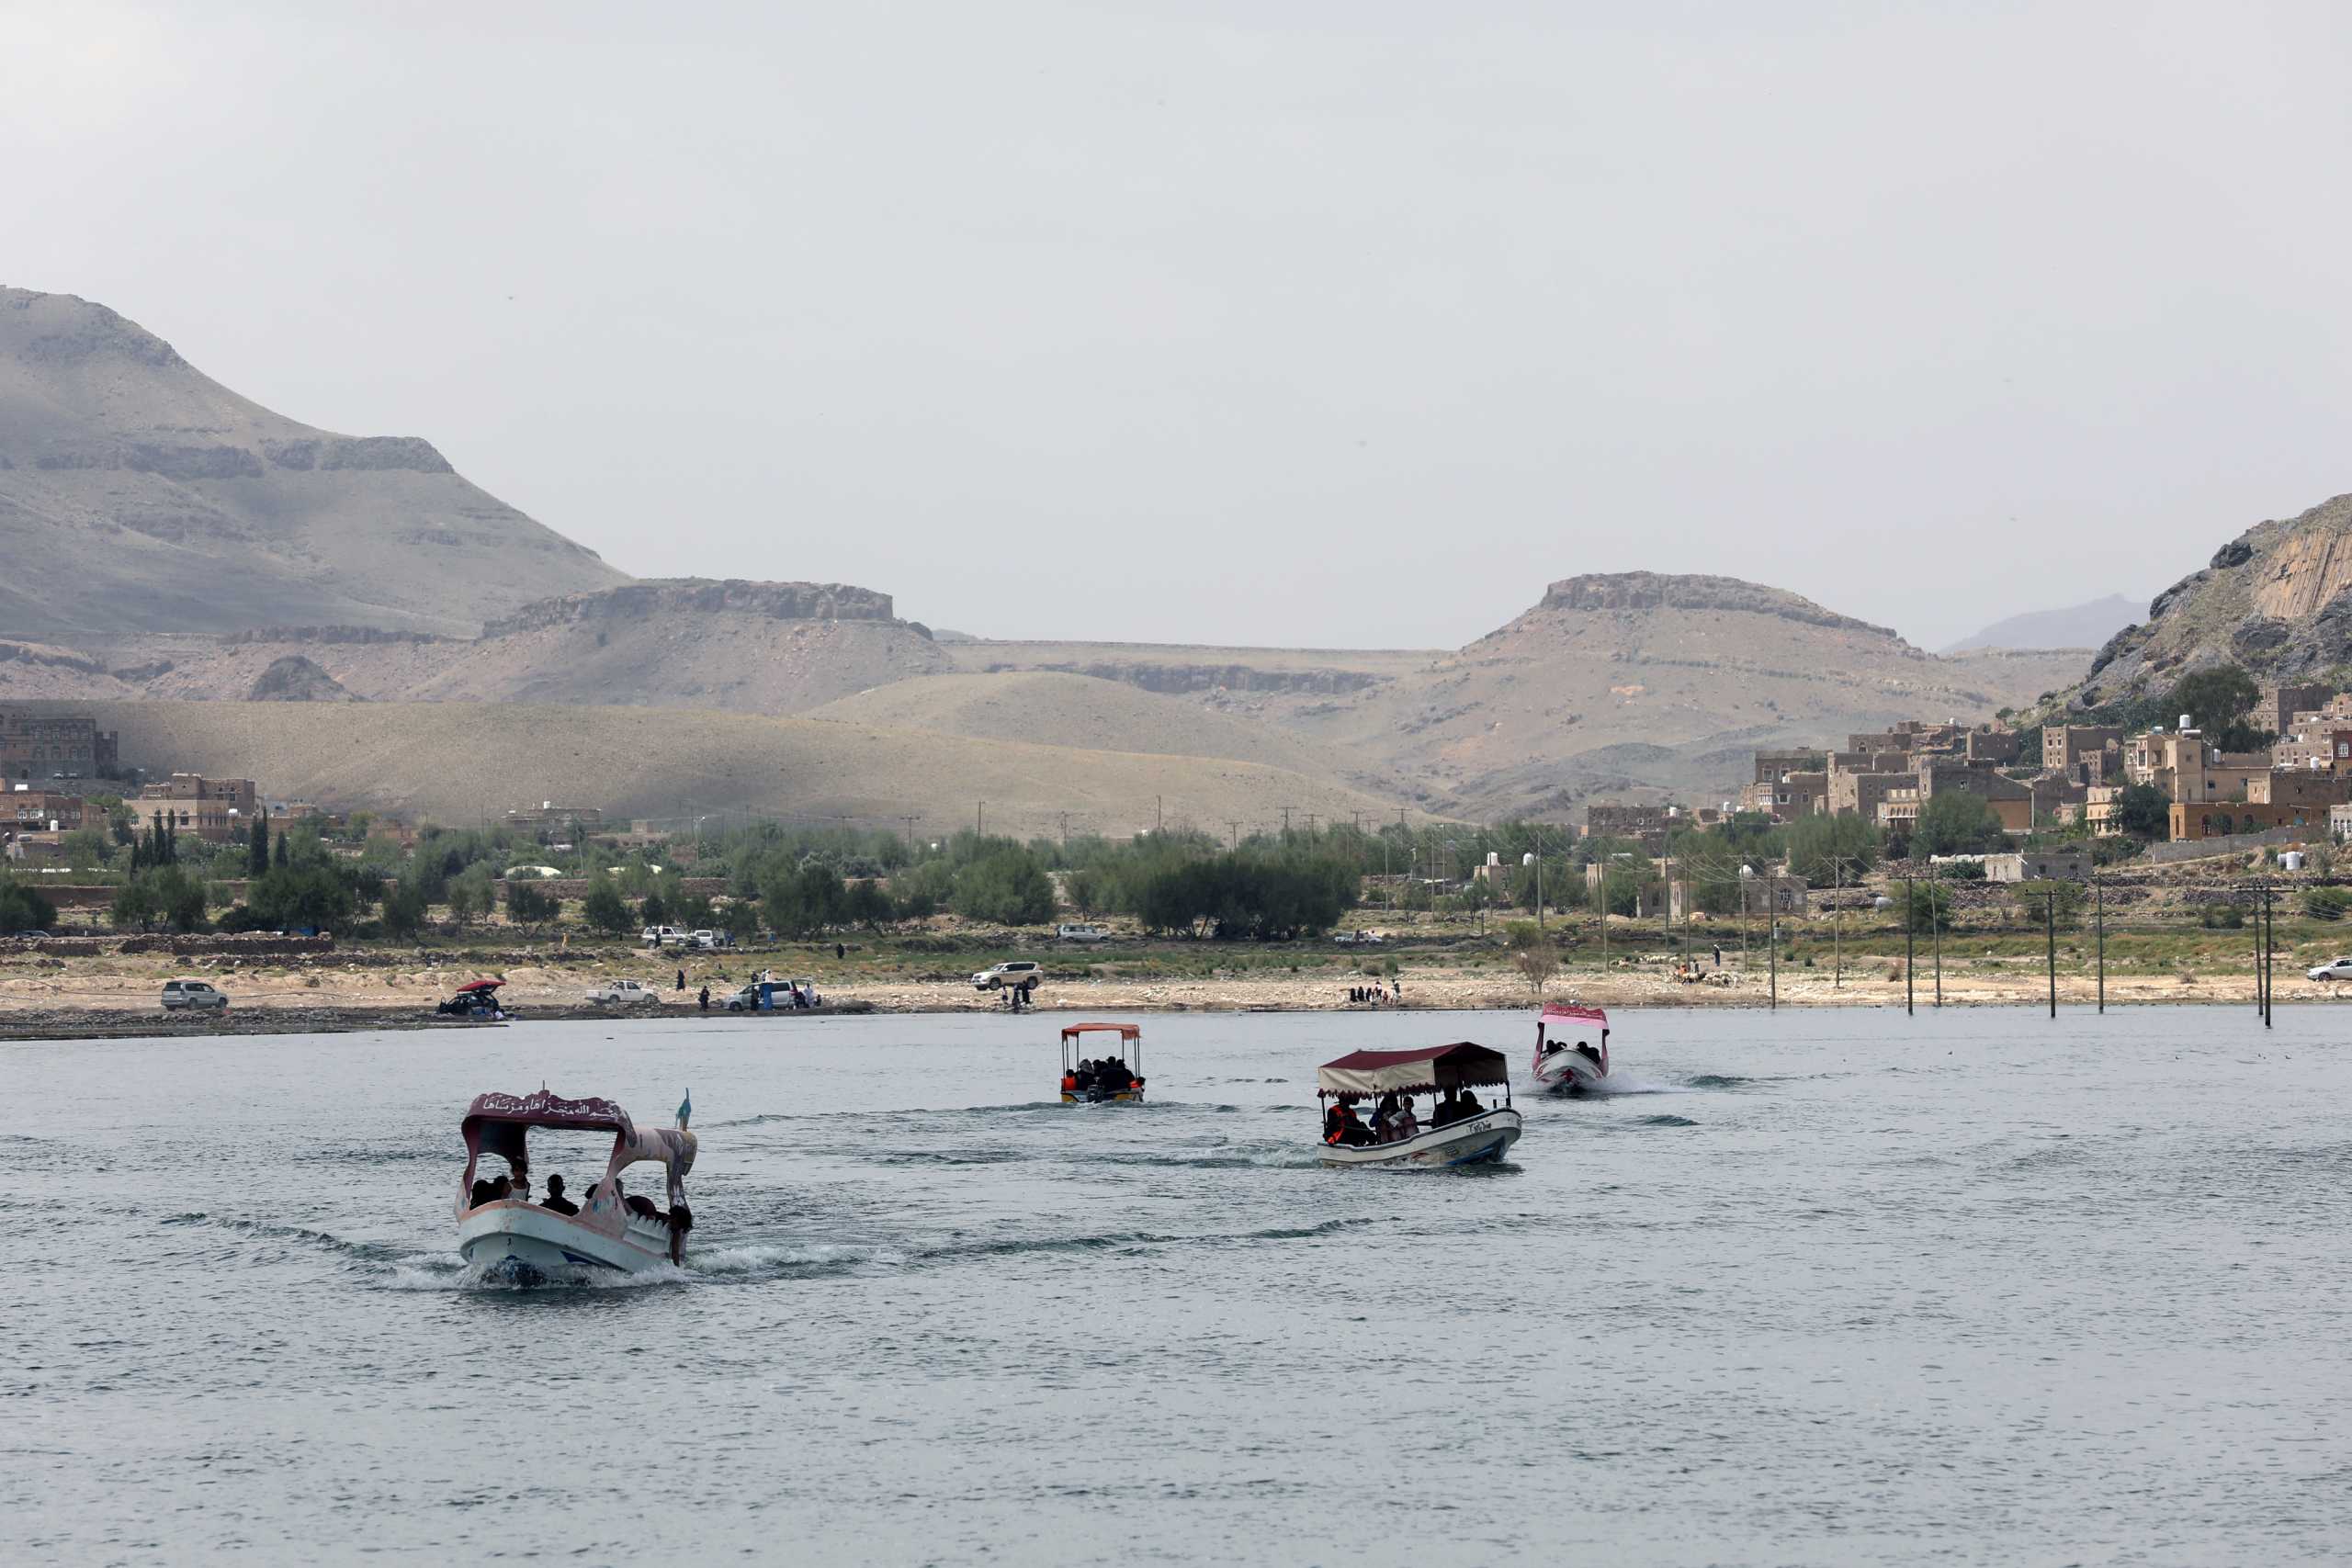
[1390,1097,1420,1141]
[1430,1089,1460,1126]
[1323,1101,1373,1146]
[1060,1067,1078,1094]
[489,1174,513,1201]
[624,1192,663,1223]
[1370,1091,1399,1140]
[1456,1089,1484,1118]
[469,1177,494,1208]
[1577,1041,1602,1066]
[541,1173,580,1216]
[1072,1061,1095,1094]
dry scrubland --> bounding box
[39,700,1409,842]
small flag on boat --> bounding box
[677,1089,692,1128]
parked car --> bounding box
[1332,930,1386,946]
[724,978,821,1010]
[692,930,735,950]
[641,926,690,948]
[1056,923,1109,943]
[588,978,659,1006]
[971,960,1043,993]
[161,978,229,1011]
[2306,957,2352,981]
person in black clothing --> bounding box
[835,942,845,961]
[1456,1089,1484,1118]
[1430,1089,1460,1127]
[541,1173,580,1216]
[697,986,710,1010]
[676,967,686,991]
[469,1178,494,1208]
[1072,1059,1096,1095]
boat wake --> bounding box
[1571,1075,1690,1097]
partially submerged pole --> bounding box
[1905,873,1915,1017]
[2044,887,2057,1020]
[2094,875,2105,1015]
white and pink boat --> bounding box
[455,1088,698,1280]
[1531,1002,1610,1093]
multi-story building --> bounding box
[2169,800,2328,841]
[2246,769,2352,808]
[0,710,119,788]
[5,789,88,831]
[2271,722,2352,772]
[2041,724,2125,780]
[2254,682,2332,739]
[128,774,260,844]
[1585,803,1677,853]
[2124,730,2269,802]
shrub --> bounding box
[0,875,58,933]
[2301,887,2352,921]
[2200,903,2244,930]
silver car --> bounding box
[161,979,229,1011]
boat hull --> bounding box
[1059,1088,1145,1104]
[456,1200,674,1278]
[1317,1108,1522,1168]
[1532,1052,1606,1092]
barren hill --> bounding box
[30,700,1409,841]
[1942,592,2137,654]
[0,287,625,643]
[950,578,2081,816]
[808,671,1387,785]
[2069,492,2352,709]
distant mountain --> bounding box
[2069,491,2352,709]
[1941,593,2139,653]
[0,287,626,644]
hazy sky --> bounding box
[8,2,2350,649]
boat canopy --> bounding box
[1538,1002,1608,1036]
[1060,1022,1141,1043]
[1317,1043,1509,1100]
[455,979,504,995]
[459,1089,695,1204]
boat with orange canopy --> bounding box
[1058,1021,1146,1102]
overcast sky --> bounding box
[8,2,2350,649]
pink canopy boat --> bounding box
[1314,1043,1521,1168]
[454,1088,697,1279]
[1531,1002,1610,1092]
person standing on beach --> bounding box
[676,967,685,991]
[697,985,709,1010]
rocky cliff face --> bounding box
[0,286,628,643]
[247,655,360,702]
[1529,572,1902,641]
[2073,492,2352,706]
[481,579,904,637]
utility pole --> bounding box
[1227,819,1241,852]
[2254,892,2264,1016]
[2094,875,2104,1015]
[1058,811,1069,851]
[2044,886,2057,1020]
[1306,813,1318,837]
[1156,795,1162,836]
[1932,869,1943,1008]
[1833,856,1844,990]
[1905,873,1915,1017]
[1769,901,1778,1010]
[2263,883,2275,1028]
[977,800,985,838]
[1533,821,1544,931]
[1281,806,1294,835]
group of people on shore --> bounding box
[1343,985,1396,1007]
[1062,1056,1141,1097]
[1321,1086,1486,1146]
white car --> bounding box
[161,978,229,1011]
[641,925,689,948]
[1056,923,1109,942]
[2306,957,2352,981]
[971,960,1042,993]
[1332,930,1386,946]
[588,978,659,1005]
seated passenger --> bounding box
[1577,1040,1602,1065]
[541,1173,580,1216]
[469,1178,494,1207]
[1430,1089,1460,1127]
[1391,1097,1420,1140]
[1060,1067,1078,1094]
[1455,1089,1484,1117]
[488,1174,513,1201]
[1337,1104,1373,1146]
[624,1192,663,1222]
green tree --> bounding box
[2167,663,2264,750]
[112,865,209,932]
[2011,878,2086,931]
[2115,783,2171,840]
[1782,813,1883,886]
[951,845,1057,925]
[382,876,431,938]
[246,863,356,931]
[0,875,58,933]
[59,828,113,872]
[582,871,634,936]
[248,807,271,878]
[1505,920,1558,993]
[1910,792,2008,858]
[638,890,671,928]
[1901,880,1954,934]
[447,863,496,928]
[505,880,559,927]
[844,878,894,931]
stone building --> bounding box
[0,710,118,788]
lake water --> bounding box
[5,1006,2345,1565]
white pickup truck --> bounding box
[588,978,659,1006]
[641,926,691,948]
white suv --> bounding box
[971,960,1042,993]
[1056,923,1109,942]
[588,978,659,1005]
[641,926,689,948]
[2307,957,2352,981]
[161,979,228,1011]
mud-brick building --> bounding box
[0,709,118,788]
